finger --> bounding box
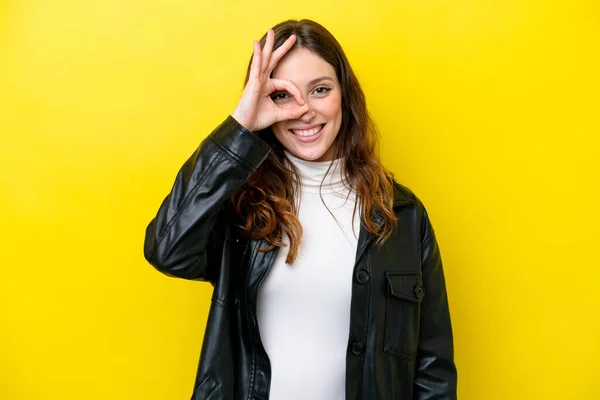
[271,78,305,105]
[267,34,297,73]
[275,103,310,123]
[261,30,274,74]
[249,41,262,80]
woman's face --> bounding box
[270,47,342,162]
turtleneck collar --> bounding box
[284,150,349,194]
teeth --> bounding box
[292,125,323,137]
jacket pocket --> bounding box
[383,271,424,359]
[191,374,220,400]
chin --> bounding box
[293,149,326,161]
[288,145,334,162]
[273,129,338,162]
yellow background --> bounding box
[1,0,599,398]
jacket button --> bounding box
[355,270,370,284]
[414,284,425,299]
[351,341,364,356]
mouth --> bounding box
[290,124,325,137]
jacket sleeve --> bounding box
[414,205,458,399]
[143,116,271,281]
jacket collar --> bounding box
[393,181,416,207]
[354,182,415,266]
[369,182,415,226]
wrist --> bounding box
[231,111,253,132]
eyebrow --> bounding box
[308,76,335,86]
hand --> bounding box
[231,30,309,132]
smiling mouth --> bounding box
[290,124,325,137]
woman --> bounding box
[144,19,457,400]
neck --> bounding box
[284,150,348,194]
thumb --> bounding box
[274,103,310,123]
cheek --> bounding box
[322,95,342,121]
[271,122,287,139]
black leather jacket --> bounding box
[144,116,457,400]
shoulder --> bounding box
[391,180,434,240]
[392,180,422,208]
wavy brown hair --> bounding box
[231,19,397,264]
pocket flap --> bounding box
[385,272,424,303]
[192,374,219,400]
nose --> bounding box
[297,101,316,122]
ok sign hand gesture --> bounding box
[232,30,309,132]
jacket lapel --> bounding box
[354,184,415,268]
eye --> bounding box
[314,86,332,95]
[270,91,290,102]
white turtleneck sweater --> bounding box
[256,151,360,400]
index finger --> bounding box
[266,34,297,73]
[271,78,305,106]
